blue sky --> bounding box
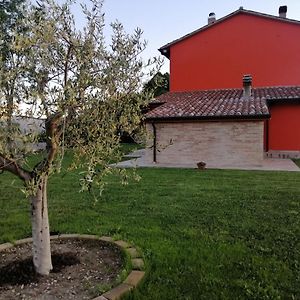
[80,1,300,73]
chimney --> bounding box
[208,12,216,25]
[279,5,287,18]
[243,74,252,97]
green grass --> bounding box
[293,159,300,168]
[0,152,300,299]
[120,142,142,155]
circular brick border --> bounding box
[0,234,145,300]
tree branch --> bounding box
[32,112,63,177]
[0,154,32,182]
[64,44,73,88]
[46,112,63,163]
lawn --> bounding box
[293,159,300,168]
[0,151,300,299]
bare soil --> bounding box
[0,238,124,299]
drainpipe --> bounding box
[151,123,157,163]
[266,119,269,152]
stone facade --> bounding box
[145,120,264,167]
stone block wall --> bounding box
[145,120,264,167]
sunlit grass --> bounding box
[0,149,299,299]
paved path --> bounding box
[114,149,300,172]
[123,149,145,158]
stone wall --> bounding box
[145,120,264,167]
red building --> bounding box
[163,9,300,91]
[144,6,300,167]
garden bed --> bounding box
[0,238,123,299]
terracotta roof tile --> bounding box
[146,86,300,120]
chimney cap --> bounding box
[279,5,287,14]
[208,12,216,25]
[243,74,252,84]
[279,5,287,18]
[243,75,252,97]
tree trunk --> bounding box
[30,175,53,276]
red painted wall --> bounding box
[170,13,300,91]
[268,104,300,151]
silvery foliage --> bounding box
[0,0,161,194]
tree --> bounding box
[0,0,159,276]
[0,0,26,55]
[143,71,169,97]
[0,0,26,150]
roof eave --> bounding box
[145,114,270,122]
[267,97,300,104]
[158,9,242,57]
[158,48,170,59]
[158,8,300,57]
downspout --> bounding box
[266,119,269,152]
[151,122,157,163]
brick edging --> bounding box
[0,234,146,300]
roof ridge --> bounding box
[254,85,300,89]
[159,85,300,95]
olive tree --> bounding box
[0,0,158,276]
[0,0,27,150]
